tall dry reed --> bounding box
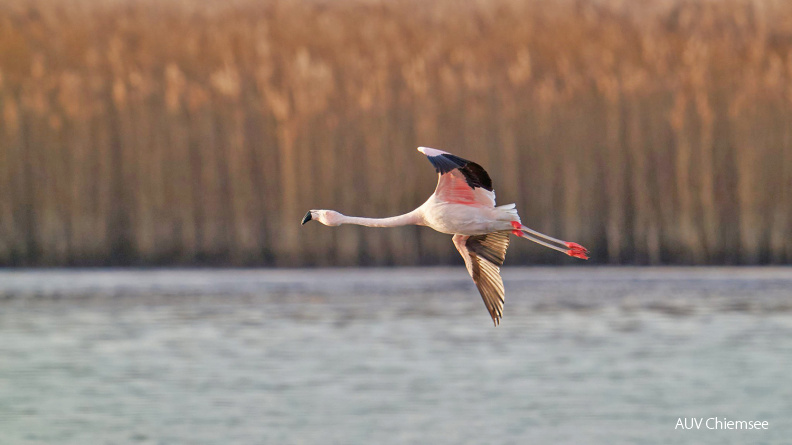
[0,0,790,266]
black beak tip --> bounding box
[301,211,312,225]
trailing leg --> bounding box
[510,221,589,259]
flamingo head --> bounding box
[301,210,343,226]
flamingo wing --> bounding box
[452,232,510,325]
[418,147,496,207]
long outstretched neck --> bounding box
[339,209,423,228]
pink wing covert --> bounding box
[435,170,496,207]
[418,147,496,207]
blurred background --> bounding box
[1,0,790,267]
[2,1,792,444]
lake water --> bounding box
[1,267,791,444]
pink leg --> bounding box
[511,221,589,260]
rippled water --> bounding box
[1,267,791,444]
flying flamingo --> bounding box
[301,147,589,325]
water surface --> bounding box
[1,267,791,444]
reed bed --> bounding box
[0,0,791,266]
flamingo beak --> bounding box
[301,211,312,225]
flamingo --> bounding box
[301,147,589,325]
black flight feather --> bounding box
[426,153,493,192]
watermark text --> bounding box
[676,418,768,430]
